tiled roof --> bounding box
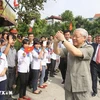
[94,14,100,18]
[46,15,62,20]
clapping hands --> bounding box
[54,31,65,42]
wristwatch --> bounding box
[62,39,66,44]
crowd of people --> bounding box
[0,27,100,100]
[0,28,60,100]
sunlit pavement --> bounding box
[14,72,100,100]
[26,74,65,100]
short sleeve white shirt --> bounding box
[17,49,31,73]
[31,49,41,70]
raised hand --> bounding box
[8,35,13,44]
[55,31,65,41]
[23,53,26,57]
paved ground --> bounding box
[14,72,100,100]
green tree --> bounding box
[0,27,5,32]
[90,18,100,36]
[16,0,55,36]
[33,19,47,37]
[61,10,75,32]
[17,0,51,24]
[75,16,93,33]
[54,22,62,32]
[17,21,29,36]
[61,10,74,22]
[75,16,85,28]
[45,25,55,36]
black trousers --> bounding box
[18,72,29,98]
[44,63,51,82]
[32,69,40,92]
[7,67,16,91]
[59,58,67,81]
[50,59,56,76]
[0,80,6,100]
[28,64,33,87]
[90,61,100,94]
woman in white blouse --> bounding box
[17,39,31,100]
[39,41,48,88]
[31,39,43,94]
[0,50,8,100]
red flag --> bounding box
[14,0,19,7]
[69,22,72,31]
[24,46,34,54]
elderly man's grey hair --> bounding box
[73,28,88,39]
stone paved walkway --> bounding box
[14,73,100,100]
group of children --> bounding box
[0,29,60,100]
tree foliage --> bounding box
[16,0,55,36]
[13,0,100,38]
[61,10,74,22]
[0,27,5,32]
[90,18,100,36]
[61,10,75,32]
[75,16,91,30]
[17,21,29,35]
[74,16,100,36]
[33,19,47,37]
[75,16,85,28]
[17,0,48,24]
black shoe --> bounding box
[28,84,32,89]
[92,92,97,97]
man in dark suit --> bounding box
[87,34,93,44]
[90,34,100,96]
